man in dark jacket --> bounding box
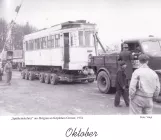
[118,44,133,85]
[4,59,12,85]
[114,61,129,107]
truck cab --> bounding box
[123,37,161,70]
[89,37,161,94]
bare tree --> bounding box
[0,18,8,52]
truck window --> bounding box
[124,42,140,52]
[142,41,161,53]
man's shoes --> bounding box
[115,104,122,107]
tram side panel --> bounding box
[25,49,63,67]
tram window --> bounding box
[51,35,55,48]
[37,38,40,49]
[26,41,29,51]
[47,36,52,48]
[79,31,84,46]
[35,39,40,50]
[85,31,94,47]
[29,40,34,50]
[55,34,60,48]
[70,33,74,47]
[42,37,47,49]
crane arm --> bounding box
[94,32,106,53]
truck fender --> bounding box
[97,68,111,80]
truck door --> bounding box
[63,33,70,69]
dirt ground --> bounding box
[0,71,160,115]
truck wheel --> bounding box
[88,79,95,83]
[97,71,111,94]
[29,71,34,81]
[21,71,25,79]
[44,73,50,84]
[25,71,29,80]
[50,74,59,85]
[39,73,45,83]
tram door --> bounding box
[63,33,70,69]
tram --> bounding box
[21,20,97,84]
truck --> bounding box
[12,50,24,71]
[89,37,161,95]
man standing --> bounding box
[132,46,142,71]
[129,54,160,114]
[118,44,133,85]
[114,61,129,107]
[4,59,12,85]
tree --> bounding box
[0,18,8,52]
[11,22,37,50]
[0,19,37,51]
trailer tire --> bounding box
[29,71,34,81]
[50,74,59,85]
[39,73,45,83]
[21,71,25,79]
[44,73,50,84]
[25,71,29,80]
[97,71,111,94]
[88,79,94,83]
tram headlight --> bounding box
[88,54,93,62]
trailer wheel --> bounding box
[44,73,50,84]
[81,80,87,83]
[21,71,25,79]
[29,71,34,81]
[50,74,59,85]
[39,73,45,83]
[97,71,111,94]
[25,71,29,80]
[88,79,95,83]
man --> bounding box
[114,61,129,107]
[132,46,142,71]
[4,59,12,85]
[118,44,133,85]
[129,54,160,114]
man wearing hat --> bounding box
[4,59,12,85]
[118,44,133,85]
[129,54,160,114]
[114,61,129,107]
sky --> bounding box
[1,0,161,46]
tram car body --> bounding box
[22,20,97,84]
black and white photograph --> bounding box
[0,0,161,116]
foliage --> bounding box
[0,18,37,51]
[0,18,8,52]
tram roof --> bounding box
[24,20,96,41]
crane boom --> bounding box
[94,32,106,53]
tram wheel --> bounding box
[25,71,29,80]
[44,73,50,84]
[21,71,25,79]
[50,74,59,85]
[28,71,34,81]
[39,73,45,83]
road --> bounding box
[0,71,160,115]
